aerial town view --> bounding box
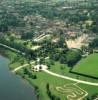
[0,0,98,100]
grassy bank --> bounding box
[0,46,27,70]
[1,46,98,100]
[17,68,72,100]
[17,64,98,100]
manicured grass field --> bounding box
[47,61,98,83]
[49,62,70,75]
[17,67,98,100]
[18,69,71,100]
[1,47,98,100]
[72,53,98,78]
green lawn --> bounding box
[49,62,70,75]
[18,69,71,100]
[47,60,98,82]
[72,53,98,78]
[17,67,98,100]
[1,46,98,99]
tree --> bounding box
[0,21,8,32]
[90,24,98,33]
[21,32,34,39]
[46,83,50,90]
[89,37,98,48]
[66,50,82,67]
[58,36,65,48]
[59,56,66,64]
[50,53,60,61]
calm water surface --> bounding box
[0,55,37,100]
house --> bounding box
[32,64,48,72]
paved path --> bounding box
[0,43,25,55]
[13,63,98,86]
[43,69,98,86]
[12,61,98,86]
[12,57,49,72]
[12,61,35,72]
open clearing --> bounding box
[66,34,88,49]
[72,53,98,78]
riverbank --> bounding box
[0,46,65,100]
[0,55,37,100]
[16,71,40,99]
[1,46,98,100]
[0,46,39,99]
[0,46,28,70]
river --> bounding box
[0,55,37,100]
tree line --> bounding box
[0,36,36,60]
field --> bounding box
[17,59,98,100]
[17,67,98,100]
[56,83,88,100]
[72,53,98,78]
[18,69,71,100]
[1,47,98,100]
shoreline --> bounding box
[16,71,40,100]
[0,47,39,100]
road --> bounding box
[12,57,49,72]
[2,43,98,86]
[12,62,98,86]
[12,61,35,72]
[0,43,25,55]
[42,69,98,86]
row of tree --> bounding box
[0,36,36,60]
[23,68,37,79]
